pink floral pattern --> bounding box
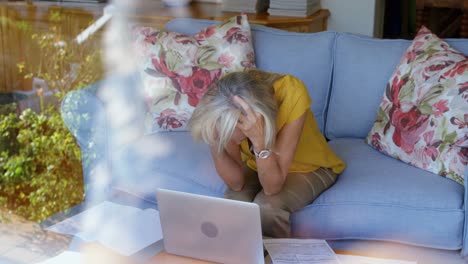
[132,15,256,132]
[366,26,468,185]
[155,109,190,131]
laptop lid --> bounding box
[156,188,264,264]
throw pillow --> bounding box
[366,26,468,184]
[132,15,256,133]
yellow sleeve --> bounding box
[275,75,312,130]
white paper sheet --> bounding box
[263,239,341,264]
[46,201,140,236]
[77,208,162,256]
[46,201,163,256]
[337,254,417,264]
[37,251,83,264]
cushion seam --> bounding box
[308,202,464,212]
[324,32,338,139]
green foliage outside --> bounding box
[0,106,84,221]
[0,11,103,221]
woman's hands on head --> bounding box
[230,127,247,145]
[233,96,266,151]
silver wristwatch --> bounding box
[253,149,272,159]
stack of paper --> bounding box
[268,0,321,17]
[222,0,269,13]
[263,239,417,264]
[264,238,341,264]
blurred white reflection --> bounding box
[77,0,171,260]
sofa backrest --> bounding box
[325,33,468,140]
[325,34,411,140]
[165,18,468,140]
[165,18,336,133]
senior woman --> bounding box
[189,70,345,238]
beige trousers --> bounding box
[224,166,337,238]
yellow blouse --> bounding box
[240,75,345,174]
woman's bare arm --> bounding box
[255,113,306,195]
[234,95,307,195]
[210,140,245,191]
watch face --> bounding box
[258,150,271,159]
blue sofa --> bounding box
[61,18,468,256]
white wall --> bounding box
[321,0,385,37]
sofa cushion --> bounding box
[133,15,256,133]
[109,132,225,203]
[165,18,336,133]
[291,138,464,250]
[365,26,468,184]
[326,33,468,140]
[326,34,411,140]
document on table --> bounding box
[263,239,341,264]
[337,254,417,264]
[47,201,140,236]
[46,201,163,256]
[37,251,83,264]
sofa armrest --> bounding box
[462,165,468,256]
[61,82,106,147]
[61,72,147,199]
[61,82,108,193]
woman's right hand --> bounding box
[229,127,247,145]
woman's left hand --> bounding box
[233,96,266,150]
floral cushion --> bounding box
[132,15,256,132]
[366,26,468,184]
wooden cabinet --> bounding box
[0,1,329,92]
[416,0,468,37]
[125,1,330,32]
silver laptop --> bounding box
[156,188,265,264]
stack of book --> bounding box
[222,0,269,13]
[268,0,321,17]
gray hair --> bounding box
[189,70,281,153]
